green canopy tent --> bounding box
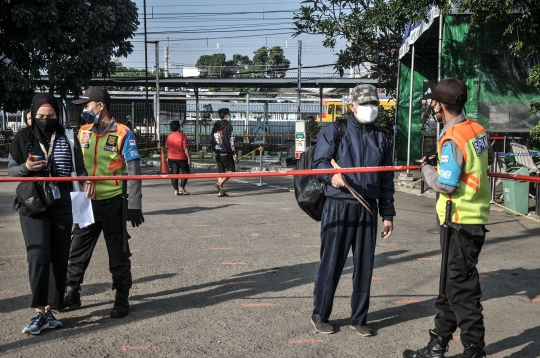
[397,8,540,165]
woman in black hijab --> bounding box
[8,93,93,335]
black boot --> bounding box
[110,285,130,318]
[63,283,81,311]
[403,330,450,358]
[461,342,486,358]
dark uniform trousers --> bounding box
[19,183,72,308]
[67,195,132,288]
[313,197,378,326]
[435,224,486,347]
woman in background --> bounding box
[165,120,191,195]
[25,109,32,127]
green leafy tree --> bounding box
[304,115,321,145]
[293,0,540,97]
[195,47,290,91]
[251,46,290,78]
[528,65,540,115]
[457,0,540,115]
[200,104,213,127]
[226,54,252,77]
[293,0,413,93]
[195,54,229,78]
[195,47,290,80]
[374,106,395,142]
[109,59,181,91]
[0,0,139,112]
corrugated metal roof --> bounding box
[186,102,320,113]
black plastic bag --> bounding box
[15,181,55,216]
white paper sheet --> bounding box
[70,192,94,228]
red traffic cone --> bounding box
[159,147,170,174]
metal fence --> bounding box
[1,101,319,157]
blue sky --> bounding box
[119,0,347,77]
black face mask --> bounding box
[36,118,58,133]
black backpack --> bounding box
[293,119,347,221]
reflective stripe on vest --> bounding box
[78,123,128,200]
[436,119,491,224]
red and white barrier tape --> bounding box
[1,168,537,184]
[0,165,422,183]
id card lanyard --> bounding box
[37,132,57,174]
[38,132,56,163]
[38,132,61,200]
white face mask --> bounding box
[353,104,379,124]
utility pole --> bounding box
[155,41,160,144]
[297,40,302,122]
[164,37,169,91]
[143,0,149,126]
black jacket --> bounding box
[312,113,395,220]
[211,120,235,153]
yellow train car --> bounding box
[316,98,396,122]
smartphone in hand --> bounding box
[29,155,44,161]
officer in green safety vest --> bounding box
[63,87,144,319]
[404,78,492,358]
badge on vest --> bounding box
[472,135,488,156]
[81,132,91,143]
[104,135,118,152]
[80,132,91,148]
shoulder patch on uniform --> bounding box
[81,132,91,143]
[440,155,449,163]
[104,135,119,152]
[129,139,136,146]
[472,135,488,156]
[107,135,118,147]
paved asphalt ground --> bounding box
[0,160,539,357]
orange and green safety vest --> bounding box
[78,123,130,200]
[436,119,491,224]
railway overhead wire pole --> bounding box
[297,40,302,122]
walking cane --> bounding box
[122,180,128,253]
[439,200,452,296]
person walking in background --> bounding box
[404,78,490,358]
[165,120,191,195]
[8,93,92,334]
[125,115,132,130]
[310,84,395,337]
[63,86,144,319]
[211,108,237,197]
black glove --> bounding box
[426,156,438,166]
[127,209,144,227]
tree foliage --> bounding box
[195,46,290,79]
[458,0,540,115]
[251,46,291,78]
[200,104,213,127]
[195,54,229,78]
[0,0,139,111]
[293,0,424,93]
[293,0,540,98]
[303,115,320,145]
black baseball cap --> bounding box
[72,86,111,106]
[431,78,468,105]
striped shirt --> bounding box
[52,136,72,177]
[29,135,72,177]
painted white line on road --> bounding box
[235,179,290,191]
